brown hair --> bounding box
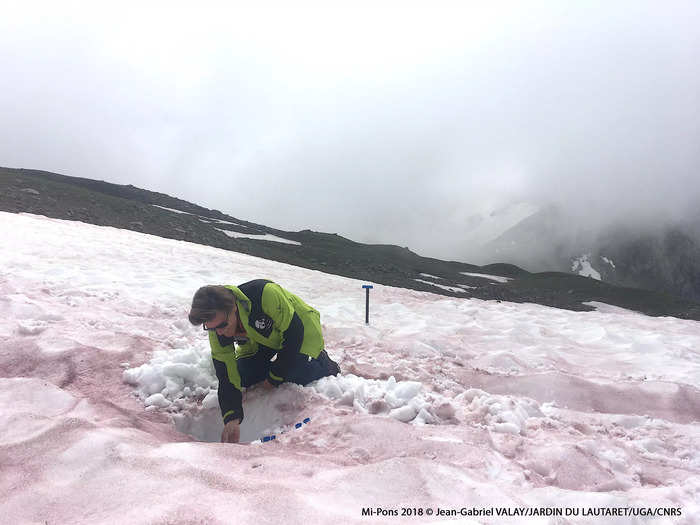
[188,285,236,325]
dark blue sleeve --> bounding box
[213,358,243,423]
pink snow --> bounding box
[1,212,699,524]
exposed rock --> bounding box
[1,166,699,320]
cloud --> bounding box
[1,2,698,262]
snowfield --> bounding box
[1,211,699,524]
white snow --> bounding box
[602,256,617,269]
[414,279,468,293]
[215,227,302,245]
[152,205,241,227]
[151,204,194,215]
[419,273,442,279]
[459,272,513,283]
[200,217,243,226]
[1,211,700,524]
[209,218,243,226]
[572,254,602,280]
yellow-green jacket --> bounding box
[209,279,324,424]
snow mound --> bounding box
[458,388,543,435]
[313,374,438,424]
[0,378,82,446]
[16,319,50,335]
[123,347,546,438]
[122,346,217,409]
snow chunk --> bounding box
[577,440,629,472]
[201,390,219,410]
[389,405,418,422]
[145,393,171,408]
[313,374,436,424]
[123,346,217,402]
[458,389,543,435]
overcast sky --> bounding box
[1,1,699,261]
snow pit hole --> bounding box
[172,387,308,443]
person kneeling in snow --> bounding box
[188,280,340,443]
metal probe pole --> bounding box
[362,285,373,324]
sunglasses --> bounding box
[203,310,229,331]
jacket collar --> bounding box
[224,285,251,313]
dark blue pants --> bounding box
[237,346,335,388]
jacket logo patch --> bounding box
[255,317,273,332]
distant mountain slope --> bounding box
[2,166,699,319]
[459,201,540,251]
[591,226,700,303]
[483,204,700,303]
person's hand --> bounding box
[221,420,241,443]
